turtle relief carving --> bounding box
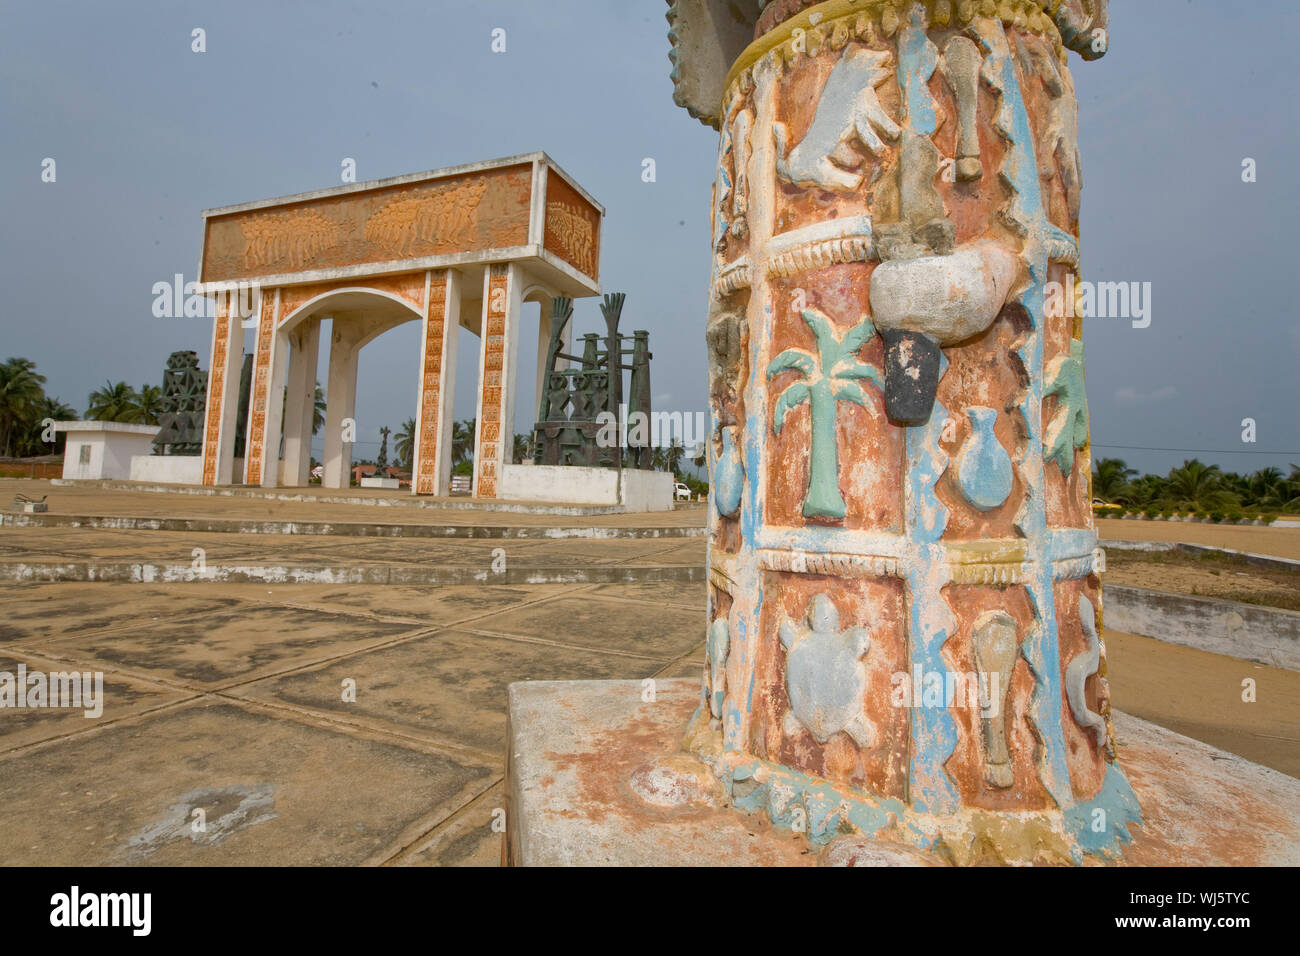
[779,594,875,748]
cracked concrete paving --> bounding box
[0,579,707,866]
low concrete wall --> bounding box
[618,468,675,512]
[1105,585,1300,671]
[130,455,203,484]
[499,465,673,512]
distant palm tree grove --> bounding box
[1092,456,1299,518]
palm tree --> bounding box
[452,418,476,465]
[0,357,47,457]
[27,395,76,455]
[513,432,531,463]
[86,381,143,423]
[1165,459,1235,511]
[395,418,416,473]
[767,309,882,519]
[665,438,685,477]
[1246,467,1285,507]
[136,384,164,425]
[1091,457,1135,502]
[312,382,326,435]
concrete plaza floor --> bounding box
[0,578,707,865]
[0,478,1296,865]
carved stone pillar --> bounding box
[674,0,1136,864]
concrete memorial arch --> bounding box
[195,152,602,497]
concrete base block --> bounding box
[505,678,1300,866]
[360,476,401,489]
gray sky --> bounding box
[2,0,1296,478]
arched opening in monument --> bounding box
[516,289,571,464]
[273,288,424,489]
[353,320,421,483]
[448,298,482,486]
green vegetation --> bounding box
[1091,457,1300,521]
[0,357,76,456]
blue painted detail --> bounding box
[768,310,882,520]
[707,616,729,718]
[713,426,744,517]
[977,21,1077,809]
[1064,763,1143,859]
[897,6,940,137]
[903,355,961,815]
[727,759,909,848]
[955,406,1013,511]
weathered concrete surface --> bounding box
[0,580,706,866]
[505,679,815,866]
[1,478,707,528]
[0,521,708,585]
[1,510,705,539]
[1106,584,1300,671]
[506,678,1300,866]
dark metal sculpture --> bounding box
[152,350,208,456]
[532,293,653,469]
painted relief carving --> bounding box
[243,292,277,485]
[774,47,900,192]
[675,0,1134,863]
[1043,338,1089,474]
[414,276,448,495]
[954,406,1013,511]
[241,211,341,271]
[545,201,597,276]
[768,309,882,520]
[364,178,488,257]
[779,594,874,749]
[971,611,1018,788]
[713,426,744,518]
[715,101,755,247]
[706,616,729,719]
[201,304,231,485]
[1066,595,1108,749]
[941,36,984,181]
[476,265,510,498]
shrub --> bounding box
[1143,507,1158,519]
[1209,511,1224,522]
[1261,513,1277,525]
[1226,511,1243,523]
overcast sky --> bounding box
[2,0,1296,478]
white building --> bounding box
[56,422,159,480]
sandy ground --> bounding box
[1098,517,1300,561]
[1105,553,1300,610]
[1106,629,1300,779]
